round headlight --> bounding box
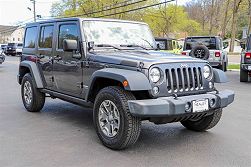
[203,65,213,80]
[149,67,161,83]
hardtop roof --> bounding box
[25,17,147,27]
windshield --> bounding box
[83,20,156,49]
[8,43,16,46]
[185,37,217,50]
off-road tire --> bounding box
[190,45,210,60]
[21,73,45,112]
[218,62,227,72]
[93,86,141,150]
[240,68,249,82]
[181,109,222,132]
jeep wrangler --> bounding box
[182,36,228,71]
[18,18,234,150]
[240,34,251,82]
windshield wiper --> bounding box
[95,44,122,50]
[120,44,149,50]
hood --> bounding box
[89,50,207,68]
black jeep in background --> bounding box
[5,43,23,56]
[240,34,251,82]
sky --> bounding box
[0,0,188,26]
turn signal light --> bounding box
[215,51,221,57]
[245,52,251,59]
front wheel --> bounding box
[21,73,45,112]
[93,86,141,150]
[181,109,222,132]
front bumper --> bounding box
[128,90,234,117]
[6,50,16,54]
[0,56,5,64]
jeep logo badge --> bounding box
[180,64,188,68]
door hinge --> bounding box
[81,61,90,68]
[50,76,54,82]
[77,82,84,88]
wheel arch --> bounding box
[86,68,152,102]
[18,61,44,88]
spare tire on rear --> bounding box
[190,45,210,60]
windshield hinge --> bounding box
[81,61,90,68]
[137,62,144,71]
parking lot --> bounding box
[0,56,250,167]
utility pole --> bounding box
[30,0,36,22]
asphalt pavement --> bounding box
[0,56,250,167]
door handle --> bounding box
[53,55,62,61]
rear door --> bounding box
[52,21,83,97]
[37,23,55,89]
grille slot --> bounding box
[166,67,203,93]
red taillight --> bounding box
[181,52,186,55]
[215,51,221,57]
[245,52,251,59]
[26,56,40,63]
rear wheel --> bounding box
[181,109,222,132]
[21,73,45,112]
[240,68,249,82]
[93,86,141,150]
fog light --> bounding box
[185,102,191,112]
[152,86,159,95]
[209,82,214,89]
[209,98,216,108]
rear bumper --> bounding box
[128,90,234,117]
[241,64,251,71]
[208,60,221,67]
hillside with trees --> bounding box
[51,0,251,52]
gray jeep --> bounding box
[182,36,228,71]
[18,18,234,150]
[240,34,251,82]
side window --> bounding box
[39,25,54,48]
[58,24,78,49]
[247,35,251,50]
[24,27,37,48]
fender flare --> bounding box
[86,68,152,98]
[213,68,228,83]
[19,61,44,88]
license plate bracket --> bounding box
[192,99,209,113]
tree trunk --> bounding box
[209,0,215,35]
[230,0,242,53]
[221,0,230,38]
[247,1,251,37]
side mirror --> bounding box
[156,43,160,50]
[88,41,95,51]
[240,43,246,50]
[63,39,78,52]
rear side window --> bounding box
[24,27,37,48]
[39,25,54,48]
[247,35,251,50]
[58,24,78,49]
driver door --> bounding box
[52,22,83,97]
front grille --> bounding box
[166,67,203,93]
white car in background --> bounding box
[16,43,23,55]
